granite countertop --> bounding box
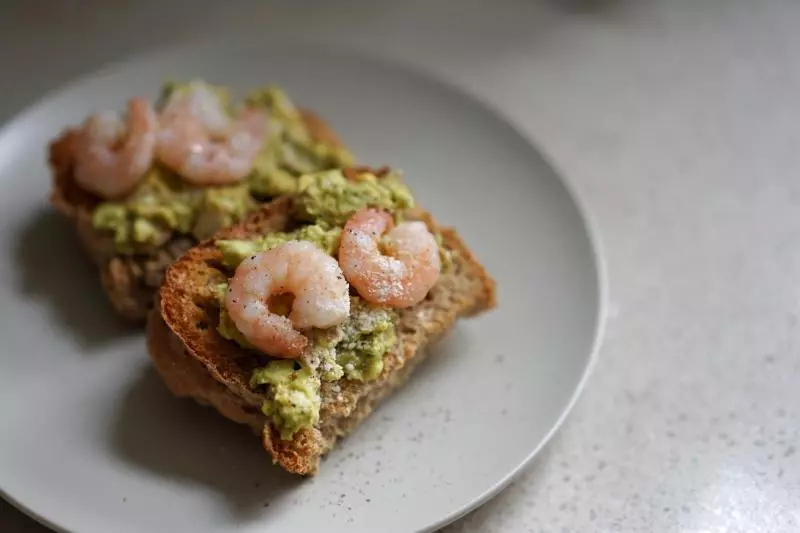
[2,1,799,531]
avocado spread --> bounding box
[293,169,415,226]
[213,167,426,441]
[93,167,253,253]
[246,88,354,197]
[329,298,396,381]
[220,293,397,439]
[251,361,321,440]
[90,81,354,253]
[217,223,342,269]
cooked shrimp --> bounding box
[225,240,351,358]
[338,208,441,308]
[73,98,157,199]
[156,84,267,185]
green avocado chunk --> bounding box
[335,299,395,381]
[251,361,321,441]
[245,86,354,197]
[293,169,415,226]
[216,224,342,269]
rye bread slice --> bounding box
[49,110,346,322]
[148,196,496,475]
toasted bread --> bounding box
[148,196,496,475]
[49,111,346,321]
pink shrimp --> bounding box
[72,98,157,199]
[156,84,267,185]
[338,208,441,308]
[225,241,351,358]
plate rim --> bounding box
[0,36,607,533]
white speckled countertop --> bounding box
[3,1,800,531]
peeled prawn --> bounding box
[73,98,157,199]
[156,84,267,185]
[225,240,351,358]
[338,208,441,308]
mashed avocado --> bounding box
[300,298,395,382]
[217,288,395,385]
[245,87,354,197]
[91,82,354,253]
[294,169,415,226]
[92,167,254,253]
[334,299,395,381]
[306,330,345,382]
[251,361,321,441]
[216,224,342,269]
[218,289,397,439]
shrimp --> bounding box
[156,84,267,185]
[73,98,157,199]
[225,240,351,358]
[338,208,441,308]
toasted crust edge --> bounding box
[48,110,345,322]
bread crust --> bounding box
[49,110,345,321]
[149,197,496,475]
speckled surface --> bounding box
[3,0,800,531]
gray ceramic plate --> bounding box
[0,40,604,533]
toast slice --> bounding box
[148,196,496,475]
[49,110,346,321]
